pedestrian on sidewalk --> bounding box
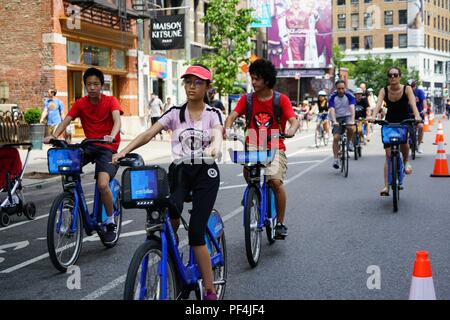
[148,93,164,140]
[43,67,124,244]
[40,88,64,139]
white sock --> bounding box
[106,216,115,225]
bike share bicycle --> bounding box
[46,139,123,272]
[373,119,420,212]
[229,133,286,268]
[352,117,365,160]
[335,123,350,178]
[315,112,329,148]
[121,154,227,300]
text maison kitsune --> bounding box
[152,21,183,38]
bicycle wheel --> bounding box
[100,191,123,248]
[47,192,83,272]
[123,238,179,300]
[353,135,359,160]
[391,156,399,212]
[244,186,261,268]
[266,188,276,245]
[315,128,320,148]
[410,127,416,160]
[209,227,227,300]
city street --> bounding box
[1,122,450,300]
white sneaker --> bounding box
[417,144,424,154]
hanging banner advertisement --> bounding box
[249,0,272,28]
[150,56,168,79]
[407,0,424,47]
[150,14,185,50]
[268,0,332,69]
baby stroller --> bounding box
[0,143,36,227]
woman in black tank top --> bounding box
[369,67,422,196]
[384,85,410,123]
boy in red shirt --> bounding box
[224,59,299,238]
[44,67,123,243]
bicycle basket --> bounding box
[121,166,170,209]
[230,150,274,165]
[381,125,409,144]
[47,148,82,174]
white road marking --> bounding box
[0,241,30,254]
[1,200,93,232]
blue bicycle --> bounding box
[121,154,227,300]
[46,139,123,272]
[229,134,283,268]
[374,119,418,212]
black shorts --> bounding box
[167,162,220,246]
[82,145,118,180]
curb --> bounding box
[22,153,172,192]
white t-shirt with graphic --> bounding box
[158,104,224,159]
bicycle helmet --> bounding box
[407,79,417,86]
[354,88,364,94]
[318,90,327,96]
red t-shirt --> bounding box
[68,94,123,153]
[234,93,296,151]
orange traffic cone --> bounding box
[433,121,445,145]
[423,115,430,132]
[430,112,435,125]
[430,142,450,177]
[409,251,436,300]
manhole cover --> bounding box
[23,171,53,179]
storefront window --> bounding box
[83,44,110,68]
[67,41,81,64]
[112,49,126,70]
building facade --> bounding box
[333,0,450,107]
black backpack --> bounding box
[245,91,282,131]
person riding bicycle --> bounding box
[369,67,421,196]
[224,58,299,239]
[298,100,313,130]
[328,80,356,169]
[354,88,370,145]
[406,79,426,154]
[43,67,123,243]
[317,90,329,140]
[113,64,223,300]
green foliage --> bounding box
[24,108,42,124]
[189,0,257,96]
[332,44,345,70]
[352,54,420,94]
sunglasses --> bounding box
[388,73,400,78]
[183,79,206,87]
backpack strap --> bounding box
[179,102,188,123]
[245,93,253,131]
[273,91,282,131]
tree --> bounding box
[189,0,257,96]
[351,54,420,94]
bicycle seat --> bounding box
[119,153,145,167]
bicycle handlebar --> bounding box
[373,119,422,126]
[49,138,115,148]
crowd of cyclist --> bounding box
[42,59,432,300]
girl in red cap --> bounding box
[114,64,223,300]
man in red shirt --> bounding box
[224,59,299,239]
[44,67,123,243]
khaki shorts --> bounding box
[247,145,288,183]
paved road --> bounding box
[1,121,450,300]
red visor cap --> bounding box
[181,66,212,81]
